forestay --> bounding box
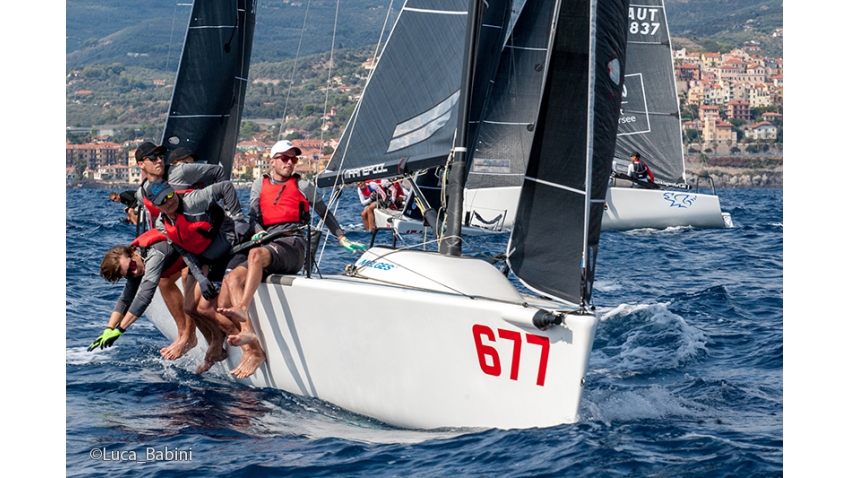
[613,0,684,184]
[508,0,630,306]
[161,0,257,173]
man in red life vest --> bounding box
[132,142,234,360]
[147,177,250,373]
[130,142,212,359]
[217,140,366,379]
[89,229,190,353]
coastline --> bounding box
[685,154,783,188]
[68,156,783,190]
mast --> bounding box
[441,0,480,256]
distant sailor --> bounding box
[217,140,366,379]
[628,151,655,185]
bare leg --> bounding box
[218,259,267,378]
[218,248,272,323]
[183,274,226,373]
[362,203,377,231]
[159,269,198,360]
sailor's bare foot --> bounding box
[230,346,266,379]
[195,335,227,374]
[226,331,258,347]
[217,305,249,323]
[160,334,198,360]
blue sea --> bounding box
[63,187,785,476]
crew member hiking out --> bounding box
[218,140,366,379]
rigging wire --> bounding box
[277,0,313,141]
[157,1,190,138]
[318,1,396,267]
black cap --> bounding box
[167,147,199,165]
[630,151,641,159]
[144,179,175,205]
[135,142,167,162]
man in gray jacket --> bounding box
[148,178,249,373]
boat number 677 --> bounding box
[472,325,550,386]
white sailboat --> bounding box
[145,0,632,430]
[604,0,732,230]
[447,0,734,233]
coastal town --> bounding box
[66,42,783,188]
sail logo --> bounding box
[663,192,697,209]
[342,164,389,180]
[387,91,460,153]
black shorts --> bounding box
[227,234,307,276]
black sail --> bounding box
[318,0,511,188]
[161,0,256,173]
[613,0,683,183]
[507,0,629,306]
[466,0,556,190]
[318,0,468,188]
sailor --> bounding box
[90,229,194,355]
[217,140,366,379]
[356,179,384,231]
[147,178,250,373]
[628,152,656,185]
[110,190,139,224]
[164,146,229,192]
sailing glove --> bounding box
[197,277,220,301]
[87,327,124,351]
[251,230,268,242]
[339,236,367,253]
[234,219,251,242]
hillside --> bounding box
[66,0,783,133]
[66,1,399,71]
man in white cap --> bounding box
[217,140,366,379]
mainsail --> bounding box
[507,0,630,305]
[613,0,684,183]
[318,0,512,188]
[161,0,257,173]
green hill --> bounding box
[66,0,783,133]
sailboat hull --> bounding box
[145,248,597,430]
[602,186,731,230]
[374,206,506,236]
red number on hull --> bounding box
[472,325,550,386]
[472,324,501,376]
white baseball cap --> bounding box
[270,140,302,157]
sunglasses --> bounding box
[125,259,138,279]
[156,192,175,206]
[143,154,163,162]
[274,154,298,163]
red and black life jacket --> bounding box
[259,175,310,226]
[130,229,185,278]
[161,209,216,255]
